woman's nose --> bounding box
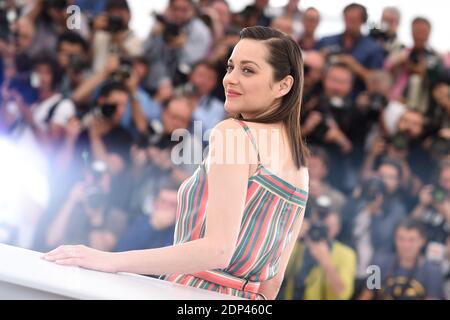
[223,69,238,87]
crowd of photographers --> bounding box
[0,0,449,300]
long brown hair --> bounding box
[236,26,309,169]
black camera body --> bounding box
[432,185,447,204]
[111,56,133,82]
[361,176,385,202]
[387,131,410,151]
[107,14,126,33]
[68,54,88,74]
[369,24,389,42]
[326,44,344,63]
[85,161,108,210]
[136,119,166,149]
[154,13,183,43]
[430,136,450,158]
[368,93,388,113]
[307,195,332,242]
[308,222,328,242]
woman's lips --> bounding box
[226,90,242,97]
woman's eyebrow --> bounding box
[228,59,261,69]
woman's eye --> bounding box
[226,65,233,72]
[242,68,253,74]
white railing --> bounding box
[0,244,242,300]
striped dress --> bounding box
[162,119,308,299]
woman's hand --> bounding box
[42,245,118,273]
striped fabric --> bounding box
[162,119,308,300]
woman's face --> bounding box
[223,39,288,119]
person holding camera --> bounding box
[175,60,226,135]
[369,7,403,59]
[279,196,356,300]
[411,160,450,264]
[57,81,133,178]
[91,0,142,72]
[143,0,212,95]
[315,3,384,97]
[298,7,320,51]
[126,95,199,214]
[114,180,179,252]
[56,31,91,99]
[303,62,370,192]
[386,17,442,116]
[2,55,76,156]
[359,218,444,300]
[22,0,90,56]
[45,160,128,252]
[341,159,407,294]
[308,145,347,214]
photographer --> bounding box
[303,63,370,191]
[386,17,442,116]
[45,160,128,252]
[235,0,272,28]
[2,55,75,155]
[316,3,384,97]
[431,82,450,129]
[91,0,142,72]
[56,31,91,99]
[279,196,356,300]
[175,60,225,134]
[57,81,133,176]
[412,160,450,261]
[298,7,321,51]
[114,179,179,252]
[301,50,324,113]
[308,145,347,214]
[22,0,90,56]
[143,0,212,94]
[369,7,403,58]
[341,159,407,293]
[359,219,444,300]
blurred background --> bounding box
[0,0,449,300]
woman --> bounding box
[43,26,309,300]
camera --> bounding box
[174,82,199,97]
[387,131,410,151]
[67,54,88,74]
[369,22,389,42]
[325,44,344,63]
[136,119,165,149]
[45,0,67,10]
[107,14,126,33]
[430,136,450,158]
[360,176,385,202]
[85,161,108,209]
[0,0,18,41]
[307,195,332,242]
[111,56,133,82]
[153,13,182,43]
[432,185,446,203]
[368,93,388,113]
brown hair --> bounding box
[237,26,309,169]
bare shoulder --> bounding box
[296,166,309,192]
[207,118,257,168]
[210,118,244,135]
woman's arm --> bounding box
[43,119,253,275]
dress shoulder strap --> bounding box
[233,118,261,165]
